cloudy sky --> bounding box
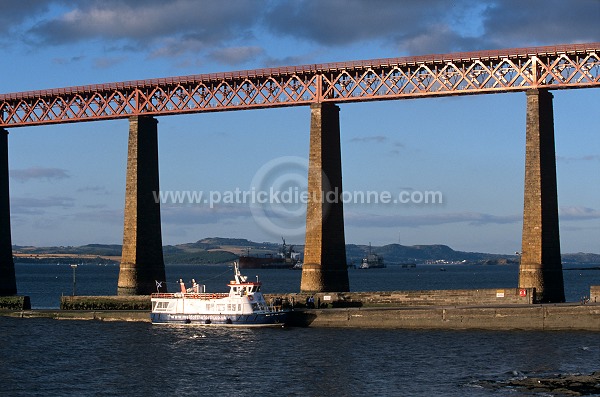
[1,0,599,253]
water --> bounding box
[13,262,600,309]
[1,318,599,396]
[3,263,600,396]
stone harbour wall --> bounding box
[58,288,535,312]
[1,286,595,331]
[2,309,150,322]
[265,287,535,308]
[591,285,599,303]
[0,295,31,310]
[287,304,600,330]
[3,303,599,331]
[60,295,151,310]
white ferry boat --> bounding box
[150,262,288,327]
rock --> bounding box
[505,372,600,396]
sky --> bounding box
[1,0,599,254]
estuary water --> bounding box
[12,262,599,309]
[2,263,600,396]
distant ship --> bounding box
[238,238,301,269]
[358,243,386,269]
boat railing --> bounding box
[151,292,229,299]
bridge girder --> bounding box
[1,43,599,127]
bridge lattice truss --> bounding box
[1,43,599,127]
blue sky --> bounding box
[1,0,599,254]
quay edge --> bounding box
[1,303,599,331]
[286,303,600,331]
[1,287,597,330]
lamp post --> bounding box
[70,264,78,296]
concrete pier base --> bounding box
[0,128,17,296]
[301,103,349,292]
[519,89,565,303]
[117,116,167,295]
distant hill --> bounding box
[195,237,267,248]
[346,243,516,265]
[12,238,600,265]
[13,244,122,257]
[562,252,600,265]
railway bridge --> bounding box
[1,43,599,302]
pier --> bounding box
[2,286,598,329]
[2,304,599,331]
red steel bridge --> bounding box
[1,43,599,127]
[1,43,599,300]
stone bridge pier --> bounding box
[117,116,167,295]
[519,89,565,303]
[301,103,350,293]
[0,128,17,296]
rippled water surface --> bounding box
[3,263,599,396]
[14,262,600,308]
[1,318,599,397]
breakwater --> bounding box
[1,303,599,330]
[591,285,599,302]
[1,287,597,330]
[56,287,534,311]
[267,287,535,307]
[287,303,600,330]
[0,296,30,310]
[60,295,150,310]
[1,309,149,322]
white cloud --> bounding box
[10,167,70,182]
[345,211,521,228]
[349,135,388,143]
[559,206,600,221]
[10,196,75,214]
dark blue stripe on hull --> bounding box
[151,312,288,326]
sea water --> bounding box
[2,263,599,396]
[13,262,599,309]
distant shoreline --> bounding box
[11,237,600,266]
[11,253,600,268]
[13,253,120,264]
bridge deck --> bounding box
[1,43,598,127]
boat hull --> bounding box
[151,311,288,327]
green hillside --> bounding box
[12,238,599,265]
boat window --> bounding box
[153,301,170,312]
[251,303,260,311]
[238,304,241,311]
[217,304,226,311]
